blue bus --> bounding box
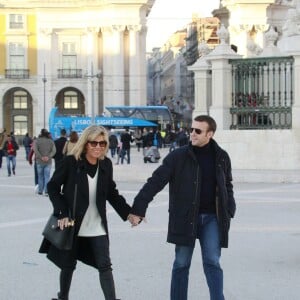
[49,106,170,139]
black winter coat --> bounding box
[39,155,131,268]
[131,139,236,248]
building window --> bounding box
[64,91,78,109]
[62,42,77,69]
[9,14,24,29]
[13,90,28,109]
[9,42,25,69]
[13,115,28,135]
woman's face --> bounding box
[85,134,107,164]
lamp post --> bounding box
[42,63,47,128]
[86,62,101,124]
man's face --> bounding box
[190,121,214,147]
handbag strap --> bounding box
[70,166,80,220]
[71,183,77,220]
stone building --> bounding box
[0,0,154,139]
[147,16,220,126]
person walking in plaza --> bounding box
[34,129,56,196]
[128,115,236,300]
[23,132,33,161]
[53,128,67,169]
[108,130,118,158]
[3,134,19,176]
[120,127,133,164]
[39,125,131,300]
[28,137,39,192]
[62,131,78,156]
[0,128,7,169]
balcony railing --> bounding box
[57,69,82,79]
[229,56,294,129]
[5,69,29,79]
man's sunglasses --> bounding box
[189,128,204,135]
[88,140,107,147]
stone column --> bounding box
[101,25,125,107]
[206,25,242,129]
[277,3,300,128]
[188,41,212,117]
[128,25,147,106]
[112,25,125,105]
[86,27,98,119]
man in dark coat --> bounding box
[128,115,236,300]
[53,128,67,169]
[120,127,133,164]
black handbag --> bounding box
[42,184,77,250]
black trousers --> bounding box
[58,235,116,300]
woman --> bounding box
[62,131,79,156]
[39,125,131,300]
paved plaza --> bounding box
[0,147,300,299]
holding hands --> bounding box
[127,214,144,227]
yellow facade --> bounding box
[0,14,6,76]
[27,14,37,76]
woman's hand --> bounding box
[58,217,74,230]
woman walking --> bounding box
[39,125,131,300]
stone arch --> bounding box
[54,87,85,116]
[2,87,33,143]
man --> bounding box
[23,132,33,161]
[3,134,19,176]
[0,128,7,168]
[53,128,67,168]
[34,129,56,196]
[129,115,236,300]
[120,127,133,164]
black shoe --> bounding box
[13,169,15,175]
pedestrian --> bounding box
[39,125,131,300]
[128,115,236,300]
[120,127,133,164]
[108,131,118,158]
[3,134,19,176]
[23,132,33,160]
[176,127,189,147]
[34,129,56,196]
[134,129,143,152]
[0,128,7,169]
[62,131,78,156]
[28,137,39,193]
[53,129,67,169]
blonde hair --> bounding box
[69,125,109,160]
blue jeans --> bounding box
[170,214,224,300]
[6,155,16,176]
[36,163,51,194]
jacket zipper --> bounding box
[192,164,200,235]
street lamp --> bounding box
[42,63,47,128]
[86,62,101,124]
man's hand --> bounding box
[127,214,144,227]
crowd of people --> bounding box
[1,117,236,300]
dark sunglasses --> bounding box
[189,127,204,135]
[88,140,107,147]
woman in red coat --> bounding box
[39,125,131,300]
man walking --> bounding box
[120,127,133,164]
[34,129,56,196]
[3,134,19,176]
[0,128,7,168]
[53,128,67,169]
[128,115,236,300]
